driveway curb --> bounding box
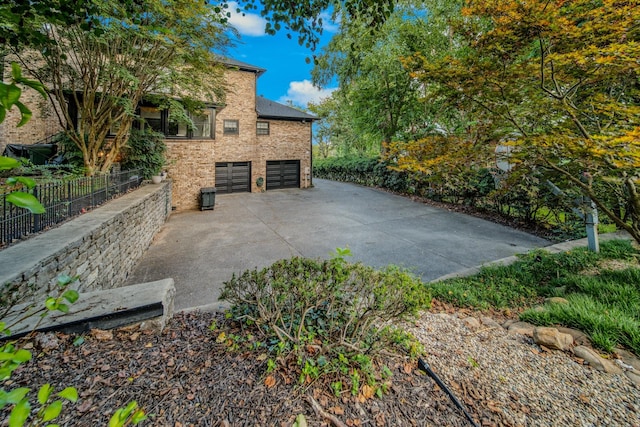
[430,231,631,283]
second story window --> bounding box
[256,121,270,135]
[223,119,239,135]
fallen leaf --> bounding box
[257,353,268,362]
[144,342,153,348]
[264,375,276,388]
[216,332,226,343]
[330,406,345,415]
[129,332,140,341]
[403,363,413,374]
[91,329,113,341]
[361,384,375,399]
[77,399,93,413]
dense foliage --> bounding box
[220,249,429,395]
[120,128,167,179]
[392,0,640,244]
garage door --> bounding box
[215,162,251,194]
[266,160,300,190]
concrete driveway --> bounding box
[126,179,550,310]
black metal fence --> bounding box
[1,169,143,246]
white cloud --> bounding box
[278,80,337,107]
[318,11,340,33]
[227,2,267,37]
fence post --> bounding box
[67,180,72,217]
[33,186,41,233]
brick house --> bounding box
[1,58,316,211]
[164,59,316,210]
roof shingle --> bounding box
[256,96,317,121]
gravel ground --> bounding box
[405,310,640,427]
[4,309,639,426]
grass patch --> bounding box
[426,239,640,355]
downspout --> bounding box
[309,119,313,187]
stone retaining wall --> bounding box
[0,181,172,306]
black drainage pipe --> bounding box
[418,358,480,427]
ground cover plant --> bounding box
[426,239,640,355]
[219,249,430,399]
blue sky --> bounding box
[225,3,338,109]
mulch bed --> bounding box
[4,311,507,426]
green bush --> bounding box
[313,156,413,192]
[219,250,430,394]
[120,128,167,179]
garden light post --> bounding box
[546,180,600,253]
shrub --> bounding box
[219,250,430,394]
[120,128,167,179]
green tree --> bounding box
[10,0,231,175]
[0,0,100,48]
[391,0,640,244]
[309,1,464,154]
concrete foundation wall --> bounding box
[0,181,172,306]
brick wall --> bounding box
[166,68,313,211]
[0,182,171,306]
[0,85,65,153]
[1,59,66,152]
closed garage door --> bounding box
[266,160,300,190]
[215,162,251,194]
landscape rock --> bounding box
[502,319,517,329]
[614,348,640,372]
[556,327,590,346]
[533,327,573,351]
[481,317,502,329]
[545,297,569,304]
[35,332,60,351]
[462,317,481,330]
[625,370,640,387]
[574,346,623,374]
[507,321,535,337]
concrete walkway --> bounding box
[126,179,550,310]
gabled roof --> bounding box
[256,96,317,122]
[221,57,266,76]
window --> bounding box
[140,106,163,133]
[256,121,270,135]
[223,119,239,135]
[167,113,188,137]
[192,110,214,138]
[137,106,215,139]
